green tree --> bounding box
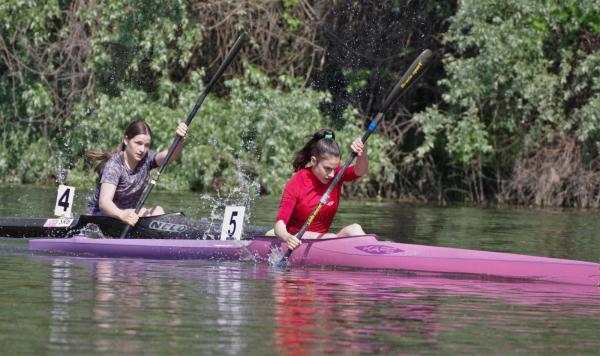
[0,0,202,183]
[2,1,429,200]
[414,0,600,205]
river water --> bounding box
[1,185,599,354]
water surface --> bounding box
[1,185,599,354]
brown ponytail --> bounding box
[292,129,340,172]
[86,121,153,172]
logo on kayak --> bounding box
[355,245,403,255]
[148,221,188,232]
[43,218,74,227]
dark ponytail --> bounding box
[86,121,153,172]
[292,129,340,171]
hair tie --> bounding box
[324,133,334,139]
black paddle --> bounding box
[275,49,433,268]
[119,33,247,239]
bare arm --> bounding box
[351,137,368,176]
[98,183,139,226]
[155,122,188,166]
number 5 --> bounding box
[227,211,238,237]
[220,206,245,240]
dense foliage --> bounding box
[415,0,600,205]
[0,0,396,197]
[1,0,599,207]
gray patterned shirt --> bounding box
[85,150,158,215]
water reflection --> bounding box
[270,269,600,354]
[273,277,321,355]
[214,265,243,354]
[50,259,73,352]
[43,257,260,353]
[92,260,144,352]
[271,271,443,354]
[38,255,600,354]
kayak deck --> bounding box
[29,234,600,286]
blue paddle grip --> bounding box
[367,120,378,133]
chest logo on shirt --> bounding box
[355,245,404,255]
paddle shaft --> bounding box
[278,49,433,264]
[119,33,247,239]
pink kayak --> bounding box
[29,234,600,286]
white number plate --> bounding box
[220,206,245,240]
[54,185,75,217]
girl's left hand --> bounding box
[176,122,188,138]
[350,137,366,156]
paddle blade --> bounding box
[276,248,293,268]
[200,32,247,102]
[379,49,433,114]
[275,257,289,269]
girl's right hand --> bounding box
[284,233,301,250]
[120,209,139,226]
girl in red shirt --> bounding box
[275,129,368,250]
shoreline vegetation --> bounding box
[1,1,599,207]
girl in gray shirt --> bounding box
[85,120,187,226]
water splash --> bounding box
[267,245,285,266]
[55,150,66,185]
[198,150,262,240]
[54,131,73,186]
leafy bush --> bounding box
[0,0,397,197]
[413,0,600,203]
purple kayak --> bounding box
[29,234,600,286]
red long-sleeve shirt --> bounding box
[275,166,359,233]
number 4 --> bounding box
[54,185,75,217]
[58,189,70,211]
